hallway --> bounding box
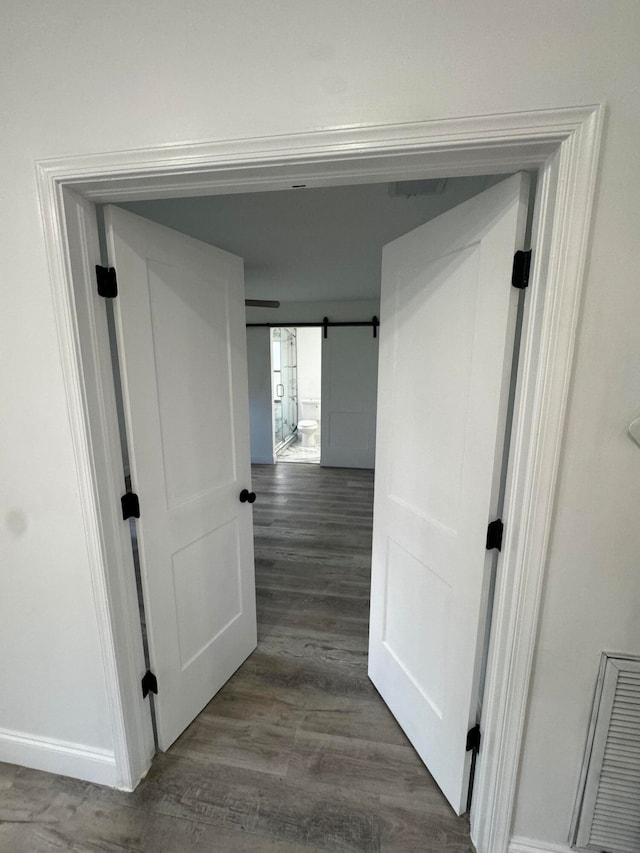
[0,464,472,852]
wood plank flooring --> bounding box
[0,463,474,852]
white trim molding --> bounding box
[510,837,574,853]
[0,728,118,788]
[470,107,603,853]
[35,104,604,853]
[38,105,597,203]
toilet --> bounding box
[297,399,320,447]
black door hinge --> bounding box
[512,250,532,290]
[121,491,140,521]
[486,518,504,551]
[141,670,158,698]
[96,265,118,298]
[466,724,481,753]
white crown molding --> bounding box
[38,105,598,201]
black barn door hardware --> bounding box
[239,489,257,503]
[247,316,380,339]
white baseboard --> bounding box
[0,726,118,787]
[251,456,275,465]
[509,837,573,853]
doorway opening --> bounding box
[272,326,322,464]
[101,171,529,824]
[42,104,602,852]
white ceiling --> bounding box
[120,175,503,302]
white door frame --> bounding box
[37,104,604,853]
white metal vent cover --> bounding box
[571,653,640,852]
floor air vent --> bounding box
[572,653,640,852]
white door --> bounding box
[321,326,378,469]
[368,173,529,814]
[105,206,257,751]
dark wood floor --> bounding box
[0,463,473,852]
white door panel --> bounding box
[105,206,257,751]
[368,173,529,814]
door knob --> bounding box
[239,489,256,504]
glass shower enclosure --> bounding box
[272,327,298,451]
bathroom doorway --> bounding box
[272,326,322,464]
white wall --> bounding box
[1,3,640,848]
[246,327,274,464]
